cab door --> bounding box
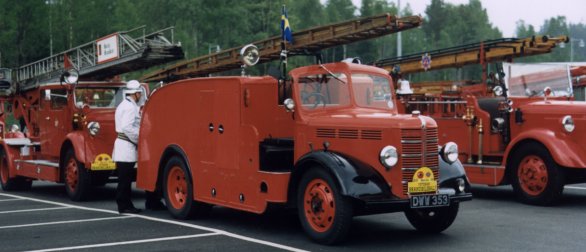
[38,88,70,158]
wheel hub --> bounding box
[518,155,548,196]
[167,166,187,209]
[66,159,78,191]
[304,179,335,232]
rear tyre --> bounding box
[163,156,211,219]
[297,168,353,245]
[64,149,91,201]
[405,203,459,233]
[0,149,32,191]
[510,144,564,206]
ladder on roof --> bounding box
[14,26,183,92]
[373,35,568,74]
[141,14,423,82]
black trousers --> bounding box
[116,162,136,210]
[116,162,160,210]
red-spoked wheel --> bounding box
[510,143,564,206]
[163,156,211,219]
[0,149,32,191]
[64,149,90,201]
[297,168,353,245]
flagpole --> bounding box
[280,5,288,81]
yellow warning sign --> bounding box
[90,153,116,171]
[407,167,438,194]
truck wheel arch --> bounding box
[157,145,193,193]
[504,138,554,185]
[62,133,86,165]
[504,129,586,172]
[289,151,390,207]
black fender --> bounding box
[438,156,471,192]
[290,151,390,203]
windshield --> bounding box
[505,63,572,97]
[295,72,395,111]
[297,72,350,110]
[74,87,122,108]
[351,73,394,110]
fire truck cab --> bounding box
[0,70,147,201]
[137,57,472,244]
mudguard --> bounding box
[292,151,390,200]
[64,132,86,164]
[505,129,586,169]
[140,144,192,192]
[438,156,471,191]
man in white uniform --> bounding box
[113,80,164,214]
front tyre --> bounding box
[297,168,353,245]
[510,144,564,206]
[64,149,91,201]
[163,156,210,219]
[405,203,459,233]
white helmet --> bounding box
[125,80,143,94]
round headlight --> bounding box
[379,146,398,169]
[456,178,466,193]
[87,121,100,136]
[441,142,459,164]
[562,115,575,133]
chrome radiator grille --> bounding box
[400,127,439,195]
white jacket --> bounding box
[112,97,141,162]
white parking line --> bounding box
[25,233,220,252]
[0,193,308,252]
[0,198,24,202]
[0,206,69,214]
[0,216,133,230]
[565,186,586,190]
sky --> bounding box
[345,0,586,37]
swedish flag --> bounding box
[281,5,293,44]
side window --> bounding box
[51,89,68,110]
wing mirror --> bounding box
[543,86,552,101]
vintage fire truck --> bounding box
[375,35,586,206]
[136,14,472,244]
[0,27,182,201]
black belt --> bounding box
[117,133,137,147]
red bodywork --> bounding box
[137,62,471,213]
[0,81,139,194]
[398,64,586,190]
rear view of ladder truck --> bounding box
[134,14,472,244]
[0,26,183,201]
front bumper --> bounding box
[353,190,472,216]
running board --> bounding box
[15,159,59,168]
[14,159,60,181]
[3,138,40,146]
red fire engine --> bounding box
[136,14,472,244]
[0,27,182,201]
[375,35,586,206]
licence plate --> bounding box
[410,194,449,208]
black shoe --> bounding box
[145,201,166,211]
[119,207,142,214]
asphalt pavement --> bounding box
[1,182,586,251]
